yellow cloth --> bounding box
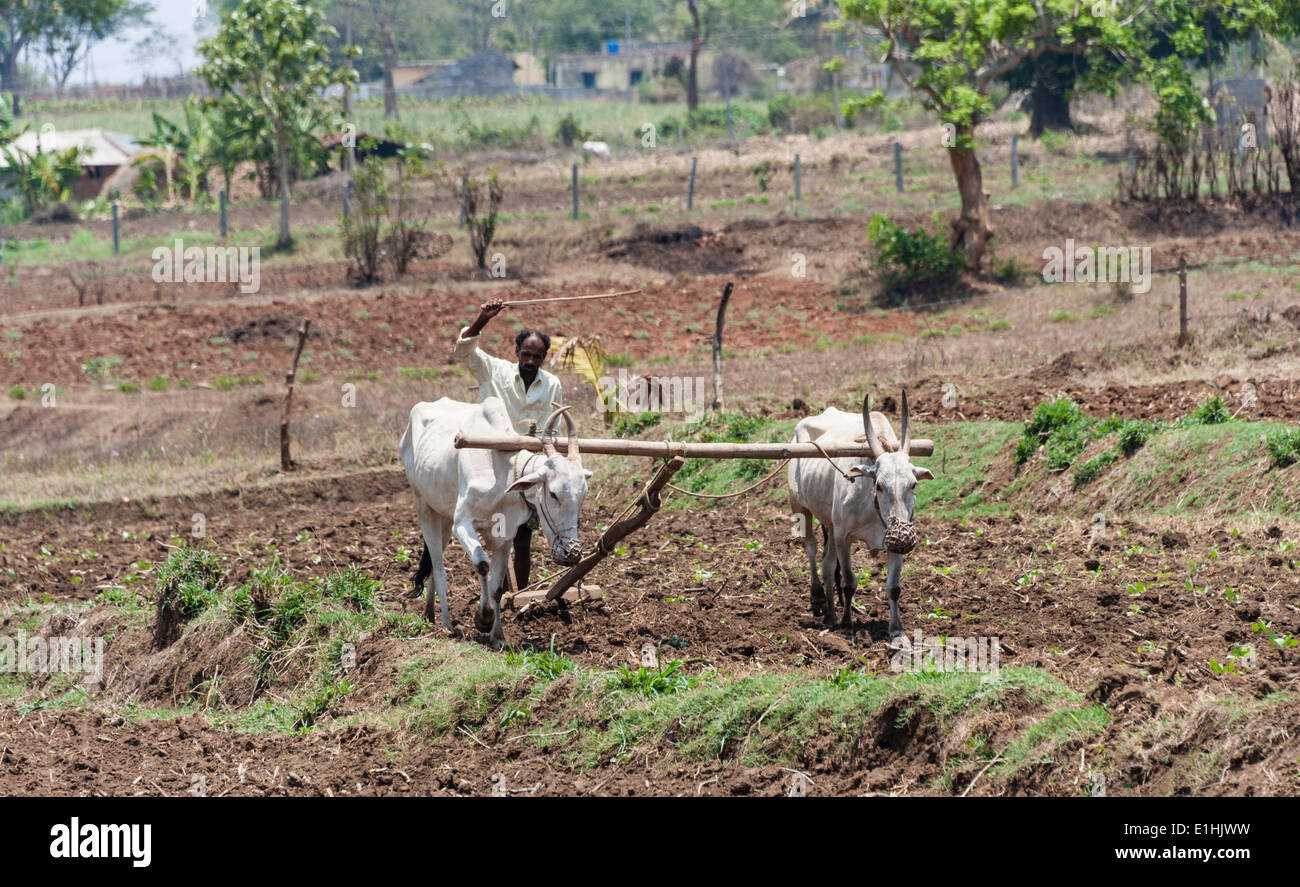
[454,327,564,435]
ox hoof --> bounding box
[474,606,494,634]
[488,630,506,652]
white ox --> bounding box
[787,392,934,640]
[400,397,590,650]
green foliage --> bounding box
[1074,450,1118,487]
[555,111,588,148]
[1184,396,1230,427]
[505,635,575,681]
[319,566,381,613]
[866,213,962,306]
[1118,419,1159,456]
[155,546,225,620]
[1264,428,1300,468]
[608,659,697,697]
[658,105,768,141]
[612,412,662,437]
[0,142,86,214]
[197,0,355,247]
[1024,397,1083,444]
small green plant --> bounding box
[1117,419,1159,456]
[507,634,575,681]
[81,355,123,381]
[1264,427,1300,468]
[1184,395,1230,426]
[608,659,697,697]
[1074,450,1118,486]
[153,546,225,646]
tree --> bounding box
[684,0,711,111]
[198,0,355,250]
[1004,1,1281,137]
[843,0,1137,271]
[0,2,52,115]
[40,0,149,100]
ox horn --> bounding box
[561,409,582,469]
[862,393,883,460]
[900,390,912,455]
[539,404,568,458]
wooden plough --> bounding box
[457,424,931,611]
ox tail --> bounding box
[411,542,432,598]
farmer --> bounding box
[455,296,565,591]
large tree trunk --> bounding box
[1028,63,1075,136]
[276,129,292,250]
[686,0,703,112]
[3,52,21,117]
[377,2,400,120]
[381,30,399,120]
[947,128,991,271]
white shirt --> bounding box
[454,327,565,435]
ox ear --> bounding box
[845,463,877,482]
[581,469,593,479]
[913,466,935,481]
[507,471,545,493]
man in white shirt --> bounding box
[454,297,565,591]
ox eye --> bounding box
[550,491,559,502]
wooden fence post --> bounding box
[711,281,735,411]
[688,155,697,210]
[1176,256,1190,348]
[281,319,311,471]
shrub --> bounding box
[1117,419,1159,456]
[153,546,224,649]
[1185,395,1230,426]
[1025,397,1083,440]
[453,167,504,270]
[341,155,385,283]
[556,112,588,148]
[866,213,962,306]
[1264,428,1300,468]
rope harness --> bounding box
[512,450,579,540]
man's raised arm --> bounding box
[454,297,507,381]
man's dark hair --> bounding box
[515,329,551,352]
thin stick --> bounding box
[960,755,1002,797]
[280,319,310,471]
[503,288,639,307]
[711,281,734,410]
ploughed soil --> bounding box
[0,275,917,393]
[2,465,1297,796]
